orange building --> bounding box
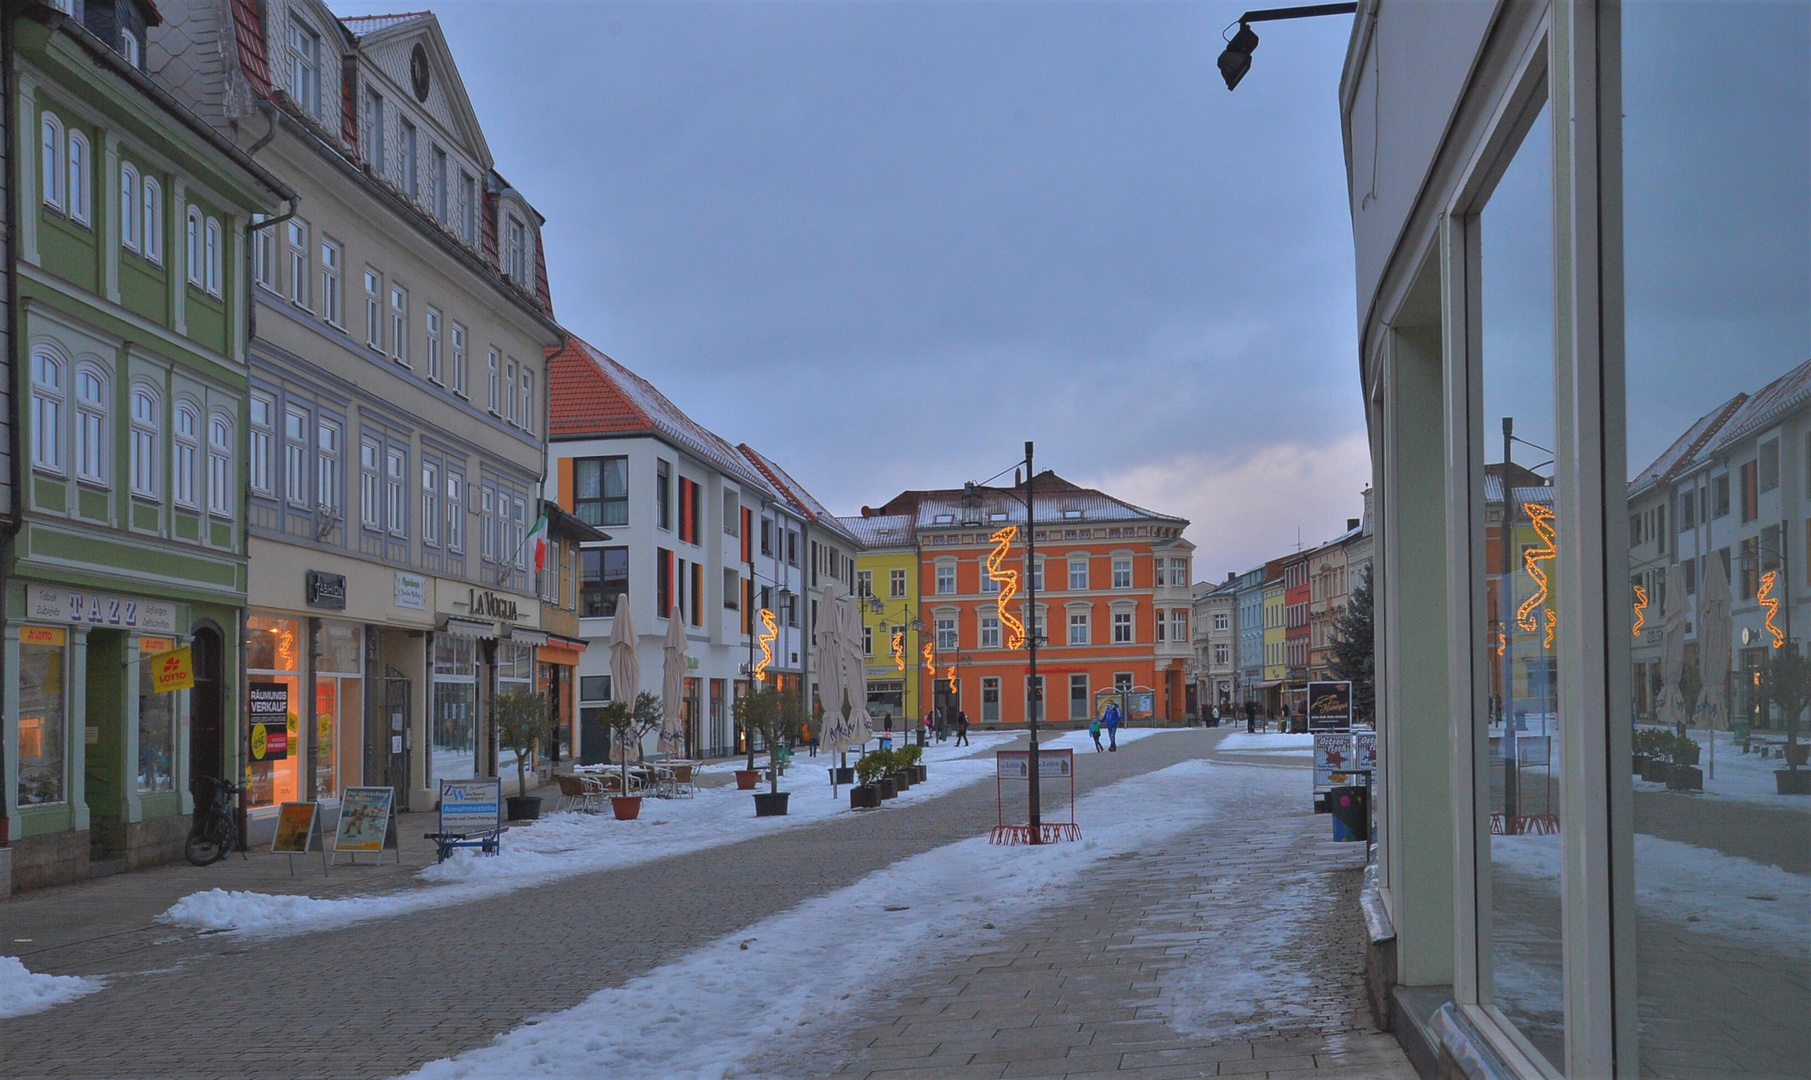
[862,472,1193,727]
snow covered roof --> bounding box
[737,444,860,547]
[872,472,1185,531]
[1628,394,1746,497]
[338,11,431,36]
[837,513,915,550]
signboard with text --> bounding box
[995,749,1074,780]
[1307,680,1353,732]
[334,787,395,854]
[272,802,320,854]
[149,646,195,693]
[27,585,175,631]
[438,778,502,836]
[248,681,290,762]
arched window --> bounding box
[207,413,233,516]
[120,163,140,251]
[129,383,160,498]
[204,217,222,295]
[141,177,163,263]
[66,130,90,225]
[29,351,64,473]
[173,401,199,508]
[74,364,107,483]
[185,206,203,286]
[40,111,64,210]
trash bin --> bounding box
[1329,785,1369,842]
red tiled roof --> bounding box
[548,335,778,496]
[230,0,271,97]
[738,444,861,546]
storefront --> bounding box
[537,636,587,764]
[432,582,542,800]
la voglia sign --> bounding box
[467,589,519,623]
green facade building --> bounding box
[3,2,285,889]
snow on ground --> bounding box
[1040,725,1183,753]
[1492,832,1809,950]
[397,756,1266,1080]
[1215,731,1316,755]
[1634,728,1811,811]
[698,731,1018,775]
[0,956,101,1019]
[159,739,1014,938]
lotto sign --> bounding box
[150,646,195,693]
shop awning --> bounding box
[1252,679,1284,690]
[507,628,550,646]
[440,617,494,639]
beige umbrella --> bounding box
[1698,559,1733,730]
[608,592,640,727]
[1657,563,1690,729]
[661,607,688,756]
[813,583,848,754]
[839,595,874,748]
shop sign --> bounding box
[20,625,66,647]
[439,778,501,835]
[150,646,195,693]
[1352,731,1376,772]
[996,749,1074,779]
[333,787,395,855]
[306,570,347,610]
[395,571,428,610]
[27,585,175,632]
[465,588,519,623]
[1314,732,1355,788]
[249,681,290,762]
[1306,680,1353,731]
[272,802,319,854]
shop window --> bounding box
[18,628,68,806]
[980,676,1000,722]
[495,642,535,778]
[432,634,476,784]
[245,615,301,808]
[1069,674,1090,719]
[137,637,179,793]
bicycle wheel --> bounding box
[184,811,229,866]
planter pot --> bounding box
[850,785,881,809]
[891,771,912,792]
[878,776,898,800]
[734,770,760,790]
[1666,765,1703,792]
[1633,754,1648,776]
[833,767,856,785]
[1641,759,1671,784]
[1787,744,1810,768]
[1678,744,1702,767]
[914,765,927,783]
[1776,768,1811,795]
[611,795,643,820]
[753,791,791,817]
[506,795,542,821]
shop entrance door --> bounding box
[382,667,411,812]
[189,626,224,794]
[84,629,127,857]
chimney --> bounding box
[1347,518,1360,531]
[861,505,873,517]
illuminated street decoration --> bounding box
[945,664,955,686]
[1759,570,1785,648]
[753,608,777,683]
[1516,502,1557,637]
[1632,584,1647,637]
[892,629,905,671]
[1496,630,1506,657]
[923,638,936,676]
[987,525,1026,649]
[1544,608,1556,651]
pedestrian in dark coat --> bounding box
[1103,702,1122,751]
[955,710,970,746]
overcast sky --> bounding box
[338,0,1371,578]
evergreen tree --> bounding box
[1329,566,1375,725]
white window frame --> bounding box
[319,238,342,326]
[207,413,233,516]
[520,368,533,431]
[446,469,464,552]
[425,306,443,383]
[935,562,956,595]
[360,437,381,530]
[385,446,407,537]
[389,285,409,365]
[31,352,65,474]
[1171,610,1188,644]
[74,364,108,485]
[204,217,222,296]
[422,459,440,546]
[282,405,308,508]
[120,163,140,252]
[40,111,64,211]
[935,617,957,651]
[186,206,204,287]
[487,349,500,413]
[141,177,162,264]
[1069,558,1089,591]
[317,418,341,515]
[289,16,321,117]
[1068,611,1089,646]
[503,358,517,424]
[889,567,907,598]
[979,614,1001,649]
[450,323,468,396]
[248,391,274,496]
[1112,557,1133,589]
[1113,611,1133,644]
[129,383,160,498]
[66,130,89,225]
[173,401,200,508]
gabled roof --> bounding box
[547,335,777,498]
[739,445,861,547]
[1708,359,1811,453]
[873,471,1186,531]
[339,11,431,36]
[1628,394,1746,497]
[837,513,915,550]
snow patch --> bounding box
[0,956,101,1019]
[1215,731,1316,754]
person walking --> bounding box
[1088,717,1104,752]
[955,709,971,746]
[1211,704,1221,728]
[1103,701,1121,752]
[1245,700,1257,734]
[802,721,815,757]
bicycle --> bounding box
[185,776,244,866]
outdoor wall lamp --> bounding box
[1218,2,1357,91]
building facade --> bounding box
[1345,1,1807,1075]
[840,512,921,728]
[1307,521,1359,681]
[1260,562,1285,692]
[537,504,602,767]
[1192,575,1239,713]
[1234,566,1266,706]
[4,1,286,888]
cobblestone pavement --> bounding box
[0,730,1236,1080]
[765,751,1413,1080]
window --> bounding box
[1171,610,1188,643]
[249,392,274,495]
[186,206,204,286]
[1070,674,1090,720]
[503,359,517,423]
[40,111,64,211]
[505,215,527,282]
[1113,611,1133,643]
[513,499,529,570]
[204,217,222,296]
[74,366,107,484]
[289,18,320,116]
[936,617,957,651]
[1069,559,1089,590]
[886,567,906,598]
[426,307,443,383]
[458,170,477,245]
[30,353,64,473]
[980,615,1001,649]
[1712,474,1730,518]
[174,402,199,507]
[1214,612,1230,631]
[1153,557,1165,588]
[480,487,495,558]
[66,130,90,225]
[486,349,500,413]
[1112,557,1133,588]
[582,547,629,617]
[656,548,675,618]
[656,459,672,530]
[141,178,162,263]
[362,86,384,170]
[450,323,467,395]
[207,414,232,515]
[389,286,408,365]
[520,369,533,431]
[856,570,873,598]
[319,239,342,326]
[401,119,418,197]
[980,559,1000,593]
[317,419,340,514]
[1740,460,1758,522]
[574,457,628,527]
[432,146,449,222]
[981,677,1001,722]
[724,568,741,610]
[787,530,798,567]
[936,564,956,595]
[282,406,307,507]
[445,470,464,552]
[421,461,439,545]
[1679,490,1696,530]
[385,447,406,536]
[1031,560,1044,591]
[1069,612,1089,646]
[360,438,381,529]
[120,164,140,252]
[1171,559,1190,586]
[1214,643,1231,665]
[364,269,382,349]
[119,28,140,66]
[1114,672,1133,693]
[129,385,159,498]
[863,625,873,656]
[1758,438,1780,491]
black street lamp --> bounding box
[1216,3,1358,91]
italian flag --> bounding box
[528,510,549,573]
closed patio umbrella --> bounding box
[1698,556,1732,730]
[813,583,847,755]
[608,594,639,760]
[661,607,688,756]
[839,594,874,749]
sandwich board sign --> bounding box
[272,801,326,876]
[331,786,396,866]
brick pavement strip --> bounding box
[3,731,1228,1080]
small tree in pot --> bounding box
[494,689,552,820]
[734,685,802,815]
[1758,647,1811,794]
[601,692,664,818]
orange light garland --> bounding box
[753,608,777,683]
[892,629,905,671]
[1496,630,1506,657]
[1515,502,1557,636]
[1544,608,1557,651]
[1759,570,1785,648]
[987,525,1026,649]
[1631,584,1647,638]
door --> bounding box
[84,629,126,852]
[189,625,224,796]
[382,667,411,812]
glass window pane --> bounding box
[138,641,177,793]
[18,637,67,806]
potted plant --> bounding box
[896,743,926,783]
[601,691,665,820]
[851,748,888,809]
[865,748,899,800]
[1758,648,1811,794]
[494,689,553,820]
[1665,732,1703,791]
[734,685,803,816]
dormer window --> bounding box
[289,19,321,117]
[119,28,140,67]
[505,214,527,283]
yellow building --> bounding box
[1262,572,1288,685]
[839,513,922,726]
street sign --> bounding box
[1307,680,1353,731]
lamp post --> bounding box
[869,596,922,732]
[1215,2,1358,91]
